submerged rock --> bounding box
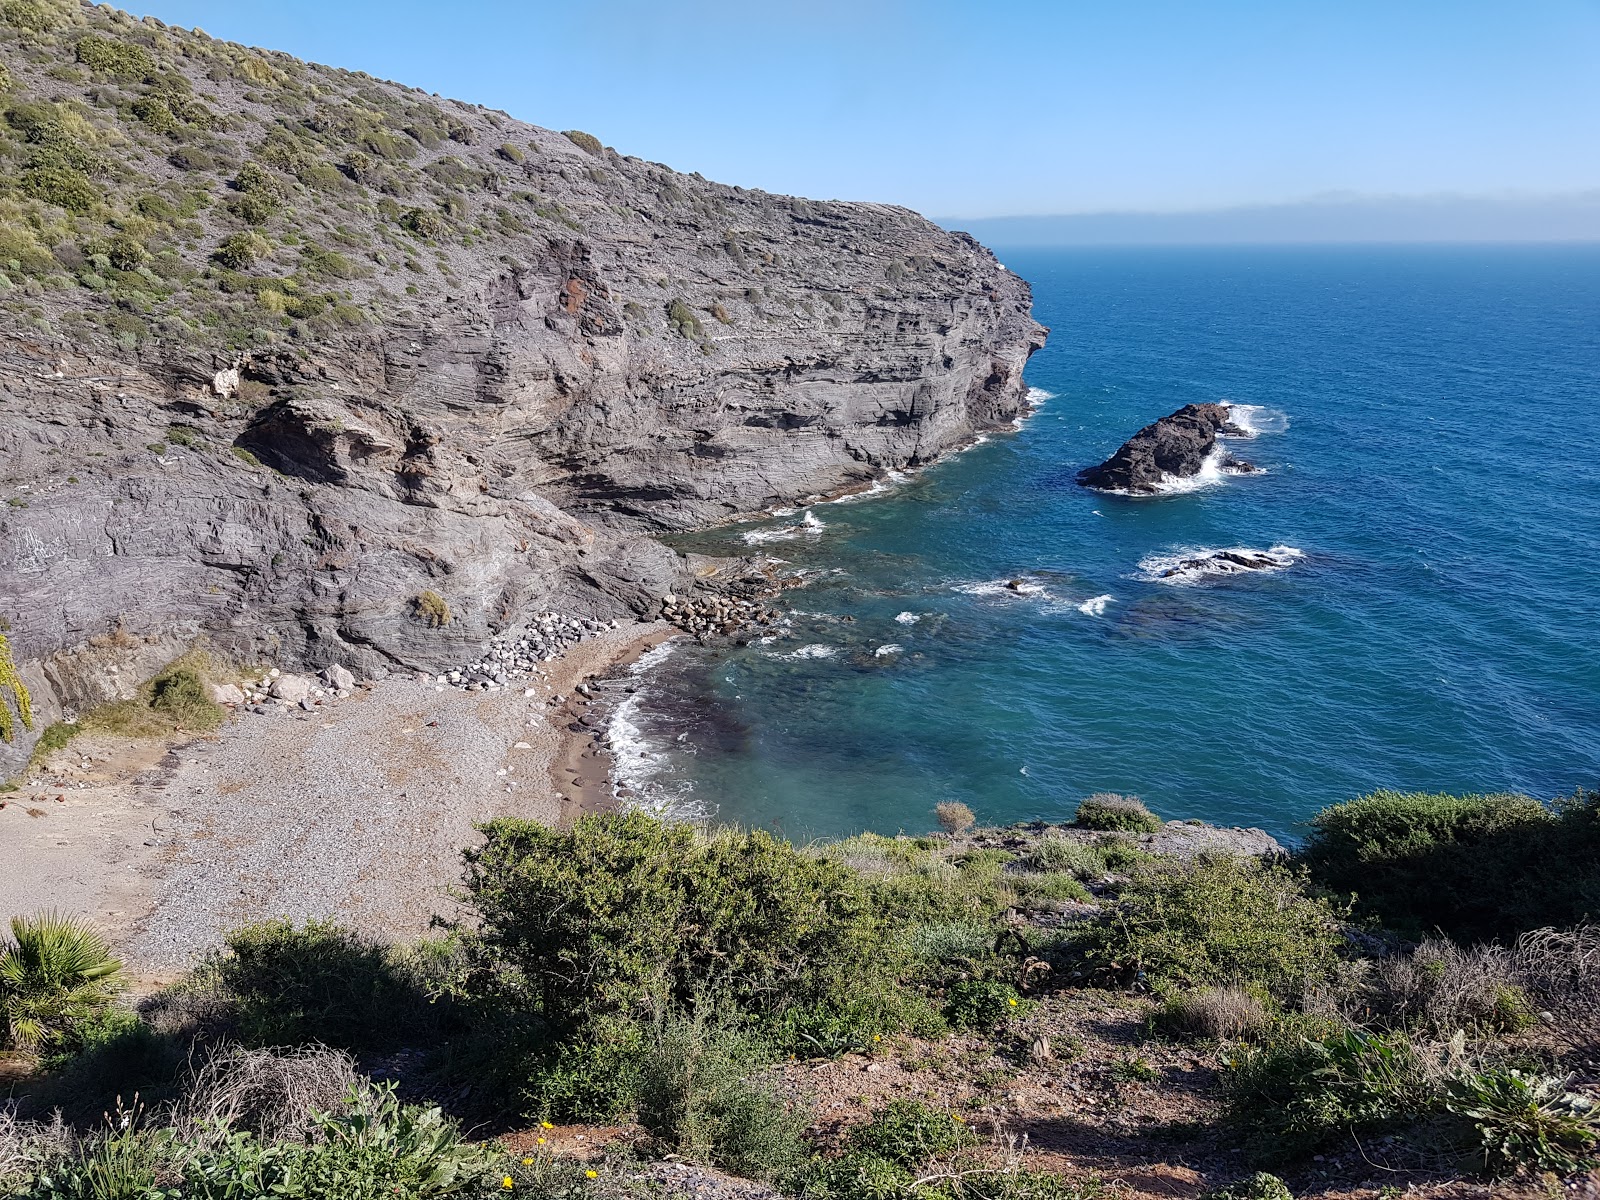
[1077,403,1253,494]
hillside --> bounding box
[0,0,1043,772]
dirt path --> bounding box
[0,622,673,980]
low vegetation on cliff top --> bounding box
[4,787,1599,1199]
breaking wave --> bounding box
[1137,545,1305,586]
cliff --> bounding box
[0,2,1045,771]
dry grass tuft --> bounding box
[1154,985,1270,1041]
[1515,924,1600,1053]
[934,802,975,835]
[176,1043,359,1141]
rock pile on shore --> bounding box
[660,593,779,641]
[439,613,623,691]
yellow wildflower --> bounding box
[537,1137,546,1144]
[586,1170,599,1179]
[502,1177,514,1190]
[541,1121,554,1129]
[1008,997,1018,1006]
[522,1157,534,1165]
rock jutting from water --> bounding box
[1076,403,1255,494]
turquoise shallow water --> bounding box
[614,246,1600,842]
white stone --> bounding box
[269,673,313,703]
[208,682,245,706]
[212,366,240,399]
[322,664,357,691]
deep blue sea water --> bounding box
[613,246,1600,842]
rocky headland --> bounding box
[0,2,1044,776]
[1075,402,1252,494]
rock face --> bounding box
[0,7,1044,773]
[1076,403,1250,494]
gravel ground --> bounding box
[5,622,671,977]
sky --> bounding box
[132,0,1600,227]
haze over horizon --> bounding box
[134,0,1600,240]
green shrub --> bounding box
[635,1013,808,1183]
[1075,855,1344,998]
[210,919,433,1050]
[1446,1068,1600,1177]
[1021,834,1105,877]
[414,589,451,627]
[1073,793,1161,833]
[518,1016,644,1120]
[75,34,153,80]
[400,206,445,237]
[774,989,945,1058]
[848,1099,977,1167]
[1300,789,1600,941]
[20,164,98,213]
[1,0,53,32]
[24,720,80,771]
[1199,1174,1294,1200]
[0,912,124,1052]
[22,1123,180,1200]
[214,231,271,269]
[1221,1027,1438,1166]
[148,658,224,730]
[497,142,525,163]
[563,129,603,155]
[809,1151,911,1200]
[944,979,1029,1032]
[460,813,890,1036]
[666,297,703,339]
[37,1007,185,1119]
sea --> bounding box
[607,246,1600,843]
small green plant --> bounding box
[944,979,1029,1032]
[1446,1068,1600,1177]
[1074,793,1162,833]
[414,589,451,627]
[1200,1174,1294,1200]
[935,802,976,834]
[20,164,99,213]
[847,1099,977,1167]
[400,206,445,238]
[1110,1054,1161,1084]
[148,657,225,730]
[497,142,525,163]
[0,912,124,1052]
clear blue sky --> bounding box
[134,0,1600,219]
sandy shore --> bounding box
[0,621,674,979]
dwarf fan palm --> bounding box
[0,912,124,1051]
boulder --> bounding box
[208,682,246,706]
[321,664,357,692]
[269,674,313,703]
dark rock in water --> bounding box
[1077,403,1254,493]
[1160,547,1302,580]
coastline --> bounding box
[1,621,674,978]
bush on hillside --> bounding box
[934,802,975,834]
[1369,937,1533,1035]
[1221,1026,1442,1166]
[1074,855,1345,998]
[459,813,890,1035]
[634,1013,808,1183]
[1073,793,1162,834]
[1299,788,1600,941]
[203,919,438,1051]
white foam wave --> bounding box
[1026,387,1057,404]
[894,611,921,625]
[741,509,826,544]
[606,641,709,822]
[774,643,837,660]
[1137,544,1305,586]
[1223,403,1290,438]
[1077,594,1114,616]
[874,644,903,657]
[955,577,1049,599]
